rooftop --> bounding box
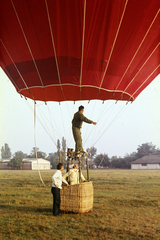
[131,155,160,164]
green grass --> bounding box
[0,169,160,239]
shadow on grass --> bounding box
[0,204,52,215]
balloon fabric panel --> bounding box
[0,0,159,102]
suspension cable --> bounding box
[86,102,129,156]
[34,102,49,187]
[83,101,115,147]
[24,99,61,153]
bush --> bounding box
[8,156,23,168]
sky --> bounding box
[0,67,160,158]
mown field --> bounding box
[0,169,160,240]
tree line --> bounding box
[0,138,66,169]
[93,142,160,169]
[1,141,160,169]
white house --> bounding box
[131,155,160,170]
[22,158,50,170]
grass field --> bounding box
[0,169,160,240]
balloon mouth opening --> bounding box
[18,84,134,103]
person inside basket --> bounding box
[63,164,86,185]
[51,163,69,216]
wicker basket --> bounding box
[60,181,93,213]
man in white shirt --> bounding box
[63,164,86,185]
[51,163,69,216]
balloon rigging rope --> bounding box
[45,0,62,88]
[88,101,110,147]
[42,0,74,108]
[23,96,72,164]
[25,0,76,108]
[85,101,115,145]
[59,105,67,144]
[11,0,44,89]
[35,107,60,152]
[92,103,128,148]
[83,101,114,146]
[83,101,115,147]
[67,103,77,147]
[132,65,160,97]
[94,102,117,136]
[39,104,63,141]
[96,101,110,123]
[0,39,29,91]
[47,102,72,151]
[87,101,111,145]
[124,46,160,94]
[25,96,129,169]
[79,0,86,89]
[37,107,56,139]
[86,102,129,156]
[45,0,84,126]
[99,0,128,90]
[34,102,48,187]
[83,100,97,143]
[24,99,61,153]
[65,101,78,149]
[24,97,72,155]
[45,105,62,141]
[115,9,160,92]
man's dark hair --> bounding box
[79,105,84,111]
[57,163,63,170]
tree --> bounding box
[110,157,123,169]
[155,148,160,155]
[94,154,101,167]
[61,137,66,152]
[57,139,61,157]
[86,147,97,160]
[30,147,39,157]
[37,151,47,159]
[136,142,156,158]
[124,152,137,162]
[8,156,23,168]
[47,152,59,169]
[1,143,11,159]
[94,154,110,168]
[28,147,47,159]
[61,137,66,163]
[14,151,27,158]
[102,154,110,167]
[57,139,61,151]
[109,152,137,169]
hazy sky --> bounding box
[0,68,160,158]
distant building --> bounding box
[0,158,50,170]
[0,159,11,170]
[131,155,160,170]
[22,158,50,170]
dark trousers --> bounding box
[72,126,83,152]
[51,187,61,216]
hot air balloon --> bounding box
[0,0,159,213]
[1,0,159,103]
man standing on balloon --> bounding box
[72,105,97,155]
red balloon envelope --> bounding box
[0,0,159,102]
